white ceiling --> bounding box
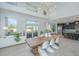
[6,2,79,23]
[29,2,79,23]
[26,2,56,9]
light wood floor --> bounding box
[0,38,79,56]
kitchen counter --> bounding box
[63,31,79,40]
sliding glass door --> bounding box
[26,21,39,39]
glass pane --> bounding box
[26,25,33,38]
[27,32,32,38]
[33,31,38,37]
[26,21,39,38]
[5,18,17,36]
[8,18,16,26]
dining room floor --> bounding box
[0,38,79,56]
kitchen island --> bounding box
[63,30,79,40]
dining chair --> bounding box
[38,46,48,56]
[50,39,59,49]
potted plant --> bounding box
[12,32,21,42]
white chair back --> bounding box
[55,37,60,43]
[38,46,48,56]
[41,41,49,49]
[46,45,55,53]
[49,39,55,45]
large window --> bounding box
[26,21,39,38]
[4,17,17,36]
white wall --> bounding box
[0,3,49,20]
[0,8,49,48]
[0,9,47,34]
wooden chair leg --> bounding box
[31,47,39,56]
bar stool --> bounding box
[75,34,79,40]
[72,33,75,40]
